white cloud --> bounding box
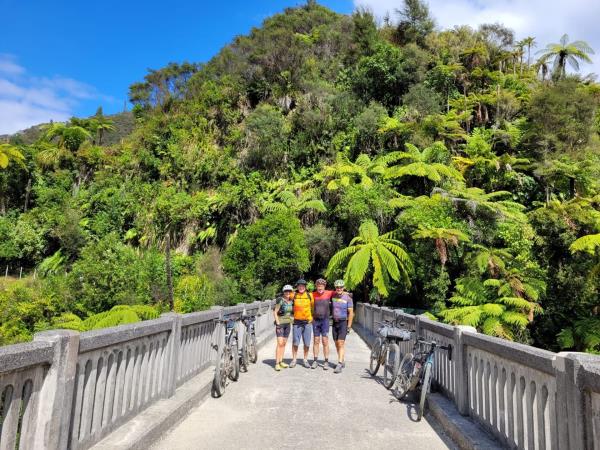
[0,55,113,135]
[354,0,600,77]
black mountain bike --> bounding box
[369,319,412,389]
[395,339,452,420]
[240,314,258,372]
[212,316,240,397]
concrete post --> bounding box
[210,306,224,365]
[453,325,477,416]
[32,330,79,450]
[554,352,596,450]
[161,313,182,398]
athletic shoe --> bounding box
[289,359,297,368]
[323,360,329,370]
[341,361,346,368]
[275,364,281,371]
[334,363,343,374]
[279,362,289,369]
[311,360,318,369]
[303,359,310,368]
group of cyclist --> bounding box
[273,278,354,374]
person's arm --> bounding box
[273,303,281,325]
[347,295,354,329]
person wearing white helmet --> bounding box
[331,279,354,374]
[273,284,294,371]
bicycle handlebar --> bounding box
[416,339,452,361]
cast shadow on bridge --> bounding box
[359,368,430,423]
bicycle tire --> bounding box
[369,338,384,376]
[213,347,227,397]
[229,343,240,381]
[383,343,400,389]
[240,333,249,372]
[418,363,432,421]
[395,352,414,400]
[249,333,258,363]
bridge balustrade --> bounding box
[0,300,274,450]
[354,303,600,450]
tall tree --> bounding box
[536,34,594,79]
[521,36,536,67]
[394,0,435,46]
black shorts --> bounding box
[332,320,348,341]
[276,323,291,338]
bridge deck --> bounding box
[152,333,455,450]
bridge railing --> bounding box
[354,303,600,450]
[0,300,274,450]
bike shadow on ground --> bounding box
[359,368,422,423]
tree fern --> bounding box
[326,221,413,297]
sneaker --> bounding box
[303,359,310,368]
[279,362,289,369]
[323,360,329,371]
[334,363,343,374]
[289,359,297,368]
[275,363,281,371]
[341,361,346,368]
[311,360,318,369]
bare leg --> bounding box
[303,345,310,360]
[313,336,321,360]
[276,337,287,364]
[322,336,330,361]
[337,340,345,363]
[292,345,298,361]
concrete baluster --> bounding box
[453,325,477,416]
[161,313,182,398]
[31,330,80,450]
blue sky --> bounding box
[1,0,598,134]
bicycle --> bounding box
[212,316,240,397]
[240,314,258,372]
[394,339,452,420]
[369,319,412,389]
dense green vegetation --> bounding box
[1,1,599,352]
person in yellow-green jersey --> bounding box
[273,285,294,371]
[290,279,314,368]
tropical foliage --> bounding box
[1,1,599,353]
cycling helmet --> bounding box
[296,279,307,286]
[315,278,327,286]
[334,279,345,288]
[282,284,294,292]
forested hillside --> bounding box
[1,1,599,352]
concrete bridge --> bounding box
[1,301,600,450]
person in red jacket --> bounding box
[311,278,334,370]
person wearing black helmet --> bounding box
[290,279,314,368]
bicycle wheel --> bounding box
[369,338,384,376]
[395,352,414,400]
[383,343,400,389]
[212,347,227,397]
[249,333,258,363]
[418,363,432,421]
[229,343,240,381]
[240,334,249,372]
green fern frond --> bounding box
[570,233,600,255]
